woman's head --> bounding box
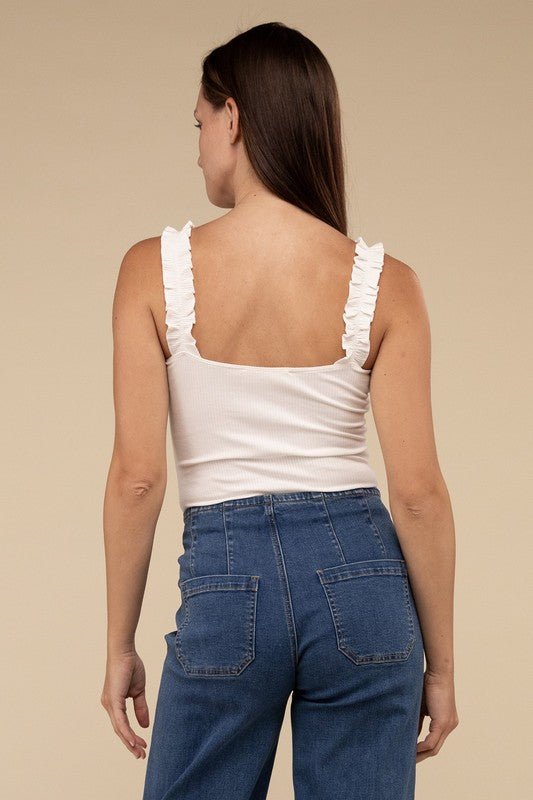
[195,21,347,234]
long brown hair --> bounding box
[200,21,347,235]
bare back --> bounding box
[150,210,394,371]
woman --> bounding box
[101,21,458,800]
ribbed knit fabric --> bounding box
[161,220,385,511]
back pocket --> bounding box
[316,558,415,665]
[175,574,259,676]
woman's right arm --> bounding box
[369,256,459,762]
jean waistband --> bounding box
[183,486,381,522]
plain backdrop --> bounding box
[2,1,532,798]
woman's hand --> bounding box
[101,650,150,759]
[416,669,459,763]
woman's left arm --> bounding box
[100,238,169,761]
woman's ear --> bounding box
[225,97,240,142]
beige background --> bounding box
[2,1,532,797]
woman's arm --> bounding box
[369,257,459,761]
[100,238,169,760]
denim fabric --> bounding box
[142,488,425,800]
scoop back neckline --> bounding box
[165,347,371,374]
[166,220,371,374]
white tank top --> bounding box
[161,220,385,511]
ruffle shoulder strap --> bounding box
[161,221,196,358]
[342,237,385,370]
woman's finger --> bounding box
[416,724,442,758]
[416,716,457,762]
[111,698,146,757]
[132,689,150,731]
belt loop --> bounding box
[264,493,274,517]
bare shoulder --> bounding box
[113,234,171,357]
[117,235,162,283]
[113,235,167,314]
[377,251,427,331]
[381,251,422,301]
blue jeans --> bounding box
[142,488,425,800]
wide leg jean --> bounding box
[142,487,425,800]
